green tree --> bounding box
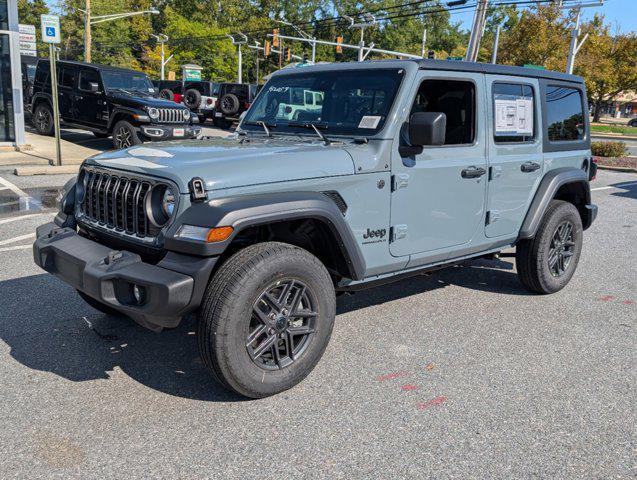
[17,0,49,56]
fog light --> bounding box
[131,284,146,305]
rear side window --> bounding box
[34,64,49,86]
[492,83,535,143]
[545,86,585,141]
[79,69,100,91]
[58,68,77,88]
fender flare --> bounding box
[108,106,147,131]
[518,167,592,240]
[164,191,366,280]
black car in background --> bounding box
[213,83,260,129]
[154,80,221,124]
[30,60,201,149]
[21,55,38,113]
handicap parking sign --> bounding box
[41,15,61,44]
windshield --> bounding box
[101,70,155,94]
[242,68,403,136]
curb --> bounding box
[591,133,637,141]
[596,165,637,174]
[14,165,80,176]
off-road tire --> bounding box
[33,103,54,136]
[77,291,122,317]
[219,93,240,115]
[159,88,175,101]
[112,120,142,149]
[184,89,202,109]
[516,200,583,294]
[197,242,336,398]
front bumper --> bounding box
[33,222,216,330]
[139,124,202,141]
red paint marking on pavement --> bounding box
[622,300,634,305]
[598,295,615,302]
[417,396,447,410]
[401,384,418,391]
[376,371,409,382]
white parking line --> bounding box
[0,233,35,246]
[591,181,637,192]
[0,244,32,253]
[0,212,53,225]
[0,175,29,198]
[591,186,613,191]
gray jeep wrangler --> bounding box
[34,60,597,398]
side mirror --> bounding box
[89,82,99,93]
[409,112,446,146]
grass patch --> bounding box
[590,124,636,135]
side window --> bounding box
[492,83,535,143]
[545,86,585,141]
[34,65,49,86]
[58,68,77,89]
[411,79,475,145]
[78,69,100,92]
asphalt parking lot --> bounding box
[0,169,635,478]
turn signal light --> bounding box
[206,226,234,243]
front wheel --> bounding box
[516,200,583,294]
[33,103,54,136]
[112,120,142,149]
[197,242,336,398]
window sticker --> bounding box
[358,115,381,129]
[494,94,533,136]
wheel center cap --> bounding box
[275,316,287,332]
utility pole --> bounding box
[421,28,427,57]
[227,33,247,83]
[151,34,171,80]
[561,1,603,74]
[491,24,501,64]
[84,0,91,62]
[254,41,260,84]
[345,14,376,62]
[465,0,489,62]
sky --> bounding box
[454,0,637,34]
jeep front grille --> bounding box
[157,108,186,124]
[79,168,165,239]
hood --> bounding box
[86,136,356,193]
[107,92,186,110]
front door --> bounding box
[485,77,543,238]
[390,72,487,257]
[74,68,106,128]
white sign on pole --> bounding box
[40,15,61,44]
[19,24,37,56]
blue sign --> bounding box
[41,14,61,44]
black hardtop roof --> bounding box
[413,58,583,83]
[37,59,147,75]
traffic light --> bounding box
[272,29,279,47]
[427,50,435,59]
[286,48,291,61]
[264,40,271,56]
[336,36,343,53]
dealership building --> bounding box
[0,0,26,148]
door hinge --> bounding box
[486,210,500,225]
[391,224,408,242]
[391,173,409,192]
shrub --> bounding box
[591,141,628,158]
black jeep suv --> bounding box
[30,60,201,149]
[213,82,260,129]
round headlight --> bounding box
[183,109,191,120]
[148,107,159,119]
[162,188,175,217]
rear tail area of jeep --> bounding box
[33,60,596,399]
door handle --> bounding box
[521,161,541,173]
[75,95,83,100]
[461,166,487,179]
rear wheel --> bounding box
[516,200,583,294]
[112,120,142,149]
[33,103,54,136]
[197,242,336,398]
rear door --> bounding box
[389,71,488,257]
[57,65,78,121]
[74,68,106,128]
[485,77,543,238]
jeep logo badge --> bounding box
[363,228,386,240]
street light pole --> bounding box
[559,1,603,74]
[491,24,501,64]
[227,33,247,83]
[84,0,91,62]
[465,0,489,62]
[345,14,376,62]
[421,28,427,57]
[151,34,170,80]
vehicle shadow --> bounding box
[0,259,524,402]
[611,180,637,200]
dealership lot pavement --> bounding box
[0,170,635,478]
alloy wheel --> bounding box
[115,126,132,149]
[36,108,50,132]
[548,220,576,277]
[247,279,318,370]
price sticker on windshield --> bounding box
[358,116,381,129]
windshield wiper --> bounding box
[242,120,276,137]
[287,121,331,145]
